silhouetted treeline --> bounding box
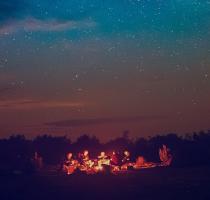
[0,130,210,169]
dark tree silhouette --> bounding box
[72,134,100,157]
[33,135,71,165]
[0,130,210,171]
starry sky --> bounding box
[0,0,210,141]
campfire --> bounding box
[63,145,172,175]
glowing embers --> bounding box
[62,145,172,175]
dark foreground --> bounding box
[1,167,210,200]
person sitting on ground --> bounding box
[122,151,130,164]
[121,151,131,170]
[98,152,110,166]
[80,150,95,171]
[82,150,90,161]
[63,152,78,174]
[110,151,119,166]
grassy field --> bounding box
[1,166,210,200]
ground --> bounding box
[1,166,210,200]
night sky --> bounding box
[0,0,210,141]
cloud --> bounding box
[0,1,97,35]
[0,17,96,35]
[0,99,83,109]
[45,115,167,127]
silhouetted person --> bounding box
[122,151,130,164]
[110,151,119,166]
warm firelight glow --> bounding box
[84,150,89,157]
[62,145,172,175]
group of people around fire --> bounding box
[63,145,172,175]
